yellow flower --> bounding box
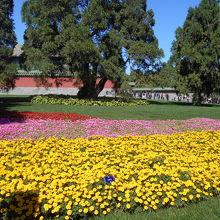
[43,204,50,211]
[83,208,89,214]
[118,197,122,201]
[144,206,148,210]
[152,205,157,210]
[67,210,72,215]
[100,204,105,209]
[126,204,131,209]
[0,130,220,218]
[189,195,194,200]
[94,210,99,215]
[116,203,121,208]
[163,197,169,203]
[196,194,201,198]
[89,206,95,211]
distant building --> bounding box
[128,82,136,87]
[0,44,115,97]
[132,87,193,102]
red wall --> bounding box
[14,77,115,89]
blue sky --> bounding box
[13,0,201,62]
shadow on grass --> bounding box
[0,189,87,220]
[0,96,34,124]
[0,96,32,109]
[0,190,40,220]
[1,94,219,119]
[0,111,28,124]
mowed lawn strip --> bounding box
[1,95,220,120]
[91,196,220,220]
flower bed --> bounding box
[31,95,149,106]
[0,111,96,122]
[1,117,220,140]
[0,131,220,219]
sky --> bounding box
[13,0,201,62]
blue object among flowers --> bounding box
[104,175,115,184]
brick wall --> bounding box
[0,77,116,97]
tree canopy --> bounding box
[22,0,163,98]
[170,0,220,105]
[0,0,17,88]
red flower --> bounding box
[0,111,96,121]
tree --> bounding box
[170,0,220,105]
[0,0,17,88]
[22,0,79,77]
[146,63,177,88]
[124,62,175,88]
[22,0,163,98]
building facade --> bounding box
[0,44,115,97]
[132,87,193,102]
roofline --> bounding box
[132,87,176,91]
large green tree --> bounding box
[0,0,17,88]
[170,0,220,105]
[127,62,176,88]
[22,0,163,98]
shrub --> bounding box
[30,95,149,106]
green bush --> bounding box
[30,95,149,106]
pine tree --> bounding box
[22,0,163,98]
[0,0,17,88]
[22,0,79,77]
[170,0,220,105]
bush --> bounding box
[31,95,149,106]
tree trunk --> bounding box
[77,77,108,99]
[95,77,108,96]
[193,90,202,106]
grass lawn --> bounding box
[92,196,220,220]
[1,95,220,120]
[1,95,220,220]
